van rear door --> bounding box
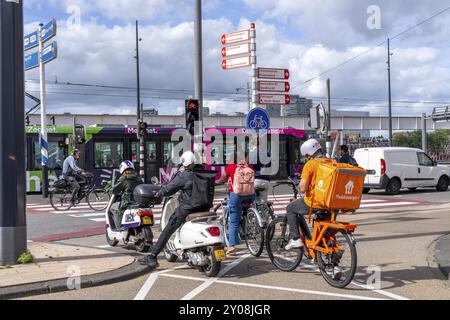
[368,149,382,185]
[354,149,370,184]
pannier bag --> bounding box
[312,158,366,210]
[233,163,255,196]
[53,179,69,189]
[190,170,218,210]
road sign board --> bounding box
[41,19,57,43]
[24,31,38,51]
[221,43,252,58]
[259,94,291,105]
[42,42,57,65]
[24,51,39,71]
[247,108,270,131]
[221,29,251,45]
[222,56,251,70]
[257,68,290,80]
[258,81,290,93]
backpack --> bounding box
[190,170,217,210]
[233,163,255,196]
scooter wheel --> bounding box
[202,260,221,278]
[106,232,119,247]
[135,240,151,253]
[164,247,178,263]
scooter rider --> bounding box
[285,139,325,250]
[139,151,203,270]
[110,161,143,230]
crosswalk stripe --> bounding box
[359,202,418,208]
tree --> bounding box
[428,130,450,154]
[392,131,422,149]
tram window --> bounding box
[147,142,157,162]
[131,141,157,168]
[163,142,177,167]
[33,141,65,170]
[94,141,124,169]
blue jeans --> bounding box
[228,192,256,246]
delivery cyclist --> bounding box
[285,139,325,250]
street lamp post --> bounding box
[0,0,27,264]
[387,38,393,146]
[135,20,145,181]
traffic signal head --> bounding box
[185,99,199,136]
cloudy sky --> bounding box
[23,0,450,117]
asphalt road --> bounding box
[20,188,450,301]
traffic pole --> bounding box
[250,23,257,111]
[194,0,204,161]
[387,38,393,146]
[422,113,428,153]
[135,20,146,180]
[326,79,332,158]
[0,0,27,264]
[39,23,49,198]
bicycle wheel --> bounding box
[266,217,303,272]
[244,209,265,257]
[50,188,73,211]
[316,231,357,289]
[222,208,231,247]
[87,189,110,211]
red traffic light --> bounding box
[140,122,148,129]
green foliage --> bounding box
[392,130,450,154]
[428,130,450,154]
[17,251,34,265]
[392,131,422,149]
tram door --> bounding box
[130,140,158,181]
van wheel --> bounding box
[436,176,449,192]
[386,178,401,195]
[362,188,371,194]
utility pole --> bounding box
[247,82,251,112]
[39,23,49,198]
[387,38,393,146]
[135,20,145,181]
[194,0,203,132]
[422,113,428,153]
[326,79,332,158]
[0,0,27,264]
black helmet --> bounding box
[133,184,161,206]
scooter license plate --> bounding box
[214,249,226,261]
[141,216,153,225]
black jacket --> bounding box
[158,166,204,210]
[112,172,144,211]
[339,154,359,166]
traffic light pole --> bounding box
[0,0,27,264]
[39,23,49,198]
[135,20,146,181]
[194,0,203,133]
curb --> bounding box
[0,259,150,300]
[435,233,450,281]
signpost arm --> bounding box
[38,23,49,198]
[0,0,27,264]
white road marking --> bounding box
[351,281,410,301]
[181,254,251,301]
[161,274,385,301]
[134,265,189,300]
[359,202,417,208]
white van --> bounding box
[354,147,450,195]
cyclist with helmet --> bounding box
[285,139,325,250]
[110,161,143,229]
[140,151,205,270]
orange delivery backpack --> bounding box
[311,158,367,211]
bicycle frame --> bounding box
[302,212,357,261]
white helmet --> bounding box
[119,160,135,175]
[180,151,196,167]
[301,139,322,157]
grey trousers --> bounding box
[286,198,312,240]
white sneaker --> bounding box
[333,266,343,280]
[285,239,304,251]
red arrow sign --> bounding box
[258,81,291,93]
[221,29,250,45]
[258,68,290,80]
[222,43,251,58]
[222,56,251,70]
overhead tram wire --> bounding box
[290,5,450,90]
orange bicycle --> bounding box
[266,179,358,289]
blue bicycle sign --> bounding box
[247,108,271,131]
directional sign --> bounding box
[42,42,58,65]
[221,29,251,45]
[24,31,38,51]
[222,56,252,70]
[24,51,39,71]
[247,108,270,131]
[41,19,57,43]
[259,94,291,105]
[258,68,290,80]
[258,81,290,93]
[222,43,252,58]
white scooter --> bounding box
[160,194,226,278]
[105,186,157,253]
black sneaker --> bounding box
[139,254,159,270]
